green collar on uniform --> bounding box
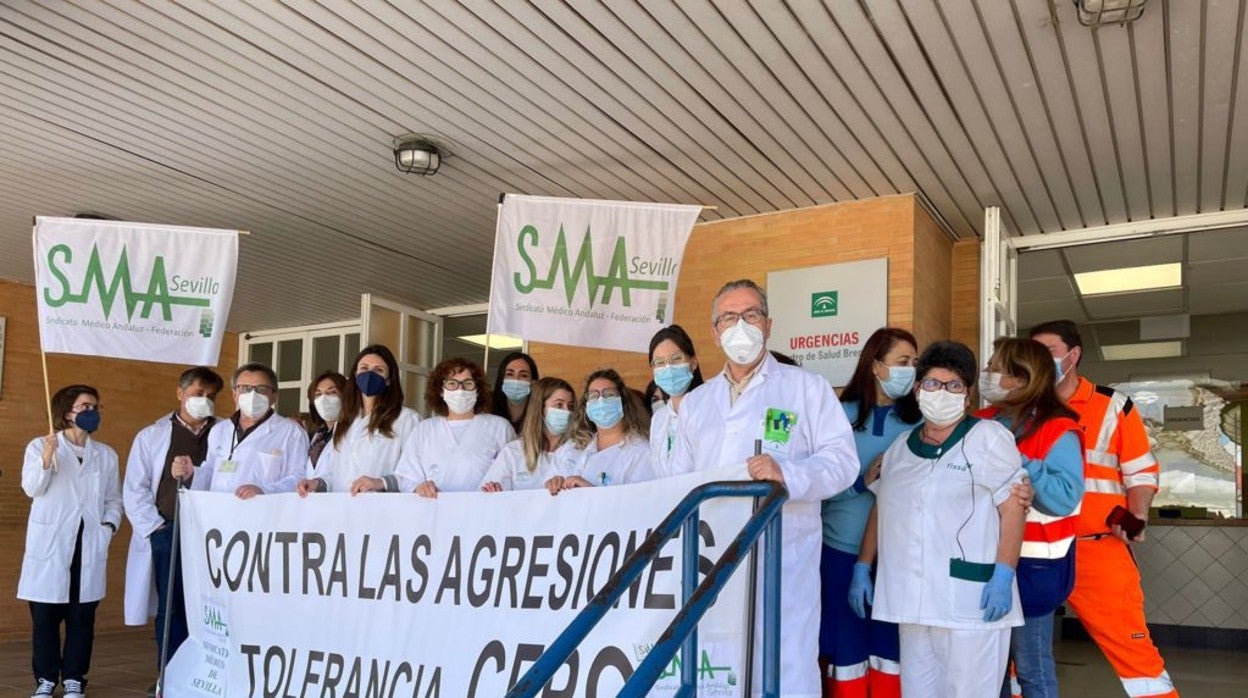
[907,416,979,458]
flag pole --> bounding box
[40,349,54,433]
[483,194,506,376]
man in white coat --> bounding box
[667,279,859,697]
[186,363,309,496]
[122,366,223,693]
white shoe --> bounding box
[63,679,85,698]
[30,678,56,698]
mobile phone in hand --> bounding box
[1106,505,1146,539]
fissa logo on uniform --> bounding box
[513,223,677,310]
[811,291,839,317]
[42,243,219,336]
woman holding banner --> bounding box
[297,346,420,496]
[386,358,514,496]
[304,370,347,471]
[546,369,654,492]
[480,377,576,492]
[19,385,123,698]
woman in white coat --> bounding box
[546,369,654,493]
[20,384,122,698]
[381,358,514,496]
[481,377,575,492]
[297,346,420,496]
[646,325,704,477]
[854,341,1026,698]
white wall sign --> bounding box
[766,258,888,387]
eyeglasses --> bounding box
[586,389,621,401]
[443,379,477,391]
[713,307,767,330]
[651,353,688,370]
[235,384,274,396]
[919,378,968,394]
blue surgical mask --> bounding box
[502,378,531,404]
[1053,354,1069,384]
[73,409,101,433]
[654,364,694,397]
[356,371,387,397]
[544,407,571,435]
[877,365,916,399]
[586,396,624,429]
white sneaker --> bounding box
[63,679,85,698]
[30,679,56,698]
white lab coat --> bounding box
[312,407,421,492]
[393,414,514,493]
[121,413,216,625]
[480,439,560,491]
[649,402,680,478]
[19,433,123,604]
[870,418,1024,630]
[192,412,309,494]
[667,353,859,697]
[554,434,655,486]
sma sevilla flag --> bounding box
[33,216,238,365]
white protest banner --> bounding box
[487,195,701,352]
[33,216,238,365]
[767,259,888,387]
[165,467,752,697]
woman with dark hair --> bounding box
[297,345,420,496]
[20,384,122,698]
[976,338,1083,698]
[481,377,576,492]
[853,341,1026,697]
[646,325,704,477]
[304,370,347,470]
[546,369,654,492]
[491,351,540,433]
[818,328,919,695]
[391,357,514,496]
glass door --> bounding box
[360,294,443,415]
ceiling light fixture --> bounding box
[1073,262,1181,296]
[456,334,523,350]
[1074,0,1150,27]
[392,134,442,175]
[1101,341,1183,361]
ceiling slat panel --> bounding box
[1198,0,1242,212]
[1050,1,1128,223]
[1128,1,1174,217]
[924,0,1061,232]
[1220,4,1248,207]
[975,0,1084,230]
[705,0,883,199]
[1167,0,1203,215]
[1094,26,1151,221]
[858,0,1027,235]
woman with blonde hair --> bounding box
[546,369,654,492]
[976,337,1083,698]
[481,377,575,492]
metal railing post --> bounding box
[680,511,700,693]
[762,510,783,696]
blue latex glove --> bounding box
[980,563,1015,622]
[847,561,874,619]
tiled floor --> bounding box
[0,627,1244,696]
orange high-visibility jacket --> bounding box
[1067,377,1159,536]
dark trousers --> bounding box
[150,520,188,669]
[30,520,98,684]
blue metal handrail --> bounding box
[505,480,788,698]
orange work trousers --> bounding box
[1066,536,1178,697]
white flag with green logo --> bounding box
[488,195,701,352]
[33,217,238,365]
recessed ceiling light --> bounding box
[1100,341,1183,361]
[1074,263,1181,296]
[456,334,523,350]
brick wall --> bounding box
[0,280,239,641]
[529,194,958,391]
[950,240,982,355]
